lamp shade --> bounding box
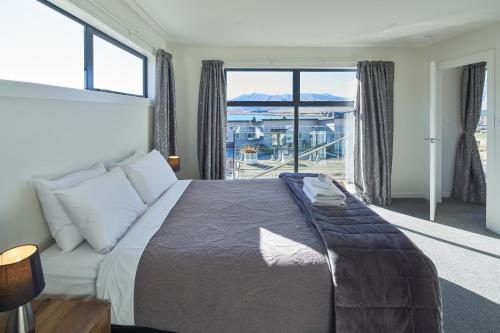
[167,156,181,172]
[0,245,45,312]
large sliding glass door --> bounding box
[225,68,356,181]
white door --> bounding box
[429,62,439,221]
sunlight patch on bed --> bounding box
[258,227,324,266]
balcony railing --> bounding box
[225,134,352,181]
[249,136,347,179]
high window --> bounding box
[225,69,357,181]
[0,0,147,97]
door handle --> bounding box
[425,138,440,143]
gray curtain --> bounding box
[197,60,227,180]
[451,62,487,204]
[153,49,177,157]
[354,61,395,205]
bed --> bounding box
[41,175,442,333]
[41,242,104,299]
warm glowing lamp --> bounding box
[167,156,181,172]
[0,245,45,333]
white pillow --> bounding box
[54,168,147,254]
[106,150,146,170]
[122,149,177,205]
[34,163,107,251]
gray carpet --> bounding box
[371,199,500,333]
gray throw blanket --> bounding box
[280,173,443,333]
[134,179,332,333]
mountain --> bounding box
[300,93,349,101]
[230,93,292,102]
[229,92,349,102]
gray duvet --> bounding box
[134,179,332,333]
[280,173,443,333]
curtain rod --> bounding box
[223,58,358,67]
[85,0,160,53]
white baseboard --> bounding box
[391,191,451,201]
[392,192,427,199]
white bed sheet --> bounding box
[40,242,105,299]
[96,179,192,325]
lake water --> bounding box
[228,114,319,121]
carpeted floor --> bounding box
[371,199,500,333]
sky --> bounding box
[226,71,358,99]
[0,0,84,89]
[0,0,143,95]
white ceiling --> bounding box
[117,0,500,47]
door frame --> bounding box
[431,50,496,233]
[429,61,439,221]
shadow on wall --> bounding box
[440,278,500,333]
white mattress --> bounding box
[40,242,105,299]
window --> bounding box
[92,33,146,96]
[0,0,84,89]
[0,0,147,97]
[226,71,293,101]
[225,69,356,180]
[300,71,357,101]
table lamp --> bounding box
[167,156,181,172]
[0,245,45,333]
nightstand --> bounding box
[0,299,111,333]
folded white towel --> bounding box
[318,173,335,185]
[303,180,346,200]
[303,176,335,190]
[303,186,346,207]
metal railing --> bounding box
[250,136,347,179]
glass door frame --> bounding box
[225,68,356,172]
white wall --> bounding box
[172,44,428,198]
[440,68,462,197]
[0,81,152,251]
[424,21,500,233]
